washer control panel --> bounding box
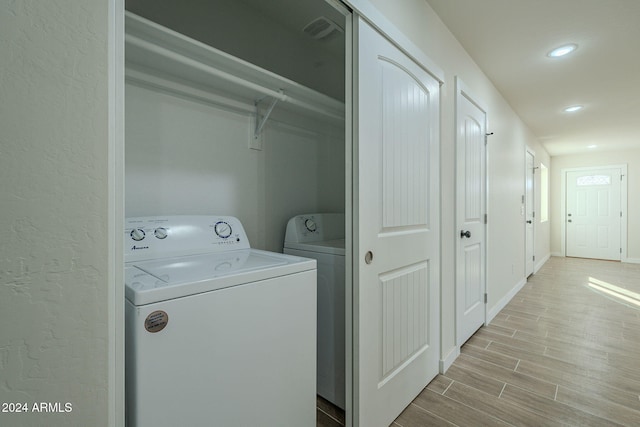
[124,215,250,262]
[284,213,345,244]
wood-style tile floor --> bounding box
[317,256,640,426]
[317,395,346,426]
[393,256,640,426]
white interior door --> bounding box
[455,83,486,346]
[566,168,622,260]
[525,150,535,276]
[354,16,440,427]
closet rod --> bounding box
[126,35,289,103]
[286,97,344,122]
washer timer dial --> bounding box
[304,219,317,232]
[154,227,168,239]
[130,228,146,241]
[214,221,232,239]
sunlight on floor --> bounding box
[587,276,640,308]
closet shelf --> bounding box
[125,12,345,124]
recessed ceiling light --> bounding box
[564,105,583,113]
[548,44,578,58]
[587,144,597,149]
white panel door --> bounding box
[354,17,440,427]
[455,86,486,346]
[566,168,622,260]
[525,151,535,276]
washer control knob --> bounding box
[154,227,168,239]
[130,228,146,241]
[304,219,317,232]
[214,221,232,239]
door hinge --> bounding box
[620,211,623,217]
[620,248,623,254]
[484,293,488,304]
[533,211,535,218]
[485,132,493,145]
[484,214,487,224]
[533,255,536,261]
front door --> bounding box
[354,16,440,427]
[566,167,622,260]
[455,82,486,346]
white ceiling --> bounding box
[425,0,640,157]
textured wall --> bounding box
[0,1,110,425]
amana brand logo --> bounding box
[131,245,149,251]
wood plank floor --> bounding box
[393,256,640,427]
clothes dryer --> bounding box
[125,215,316,427]
[283,213,345,409]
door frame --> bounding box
[109,0,125,425]
[454,77,488,348]
[560,164,628,260]
[337,4,354,427]
[525,148,535,276]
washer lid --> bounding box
[125,249,316,306]
[284,239,345,256]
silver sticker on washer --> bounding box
[145,310,169,333]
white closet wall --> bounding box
[124,0,346,253]
[125,83,344,252]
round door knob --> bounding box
[460,230,471,238]
[526,220,532,224]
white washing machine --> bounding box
[283,213,345,409]
[124,215,316,427]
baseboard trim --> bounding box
[440,346,460,374]
[551,253,639,264]
[487,277,527,323]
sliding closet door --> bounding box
[353,16,440,427]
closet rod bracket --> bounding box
[254,90,284,139]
